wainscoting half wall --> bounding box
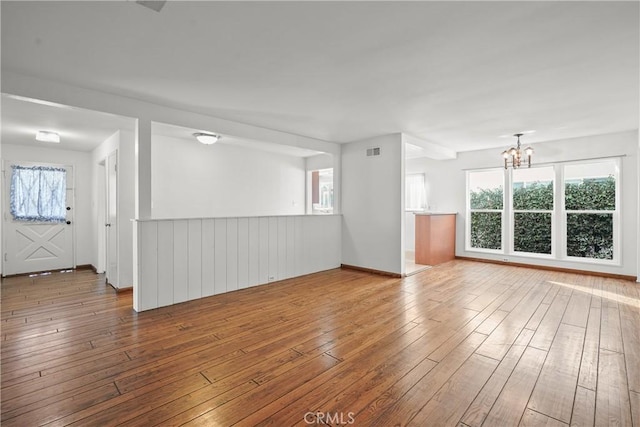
[133,215,342,311]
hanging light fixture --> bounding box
[501,133,533,169]
[193,132,220,145]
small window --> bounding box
[311,168,333,214]
[405,174,426,211]
[10,165,66,222]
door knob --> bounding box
[105,223,111,227]
[66,221,71,225]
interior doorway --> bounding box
[104,151,118,287]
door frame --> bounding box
[2,159,76,276]
[104,150,118,287]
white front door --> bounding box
[105,151,118,285]
[3,161,74,275]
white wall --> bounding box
[134,214,341,311]
[1,144,93,267]
[0,133,3,275]
[91,133,116,273]
[91,130,135,289]
[305,153,333,171]
[2,73,341,223]
[410,130,639,278]
[405,212,416,254]
[151,134,306,218]
[118,131,135,287]
[342,134,404,275]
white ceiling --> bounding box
[1,1,638,152]
[153,122,323,158]
[1,94,136,152]
[0,93,322,157]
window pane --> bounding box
[470,212,502,250]
[565,162,616,210]
[567,213,613,259]
[514,212,552,254]
[513,167,554,210]
[469,170,503,209]
[10,165,66,222]
[311,168,333,214]
[406,174,426,211]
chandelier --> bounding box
[502,133,533,169]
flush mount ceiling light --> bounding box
[193,132,220,145]
[501,133,533,169]
[35,130,60,143]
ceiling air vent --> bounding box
[366,147,381,157]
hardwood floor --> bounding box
[1,261,638,426]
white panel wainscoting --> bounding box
[133,215,342,312]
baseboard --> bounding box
[455,256,637,282]
[76,264,98,273]
[105,279,133,293]
[341,264,402,278]
[2,265,97,278]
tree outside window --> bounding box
[512,167,554,255]
[564,162,616,260]
[468,170,503,251]
[466,158,619,264]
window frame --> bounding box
[309,168,334,214]
[466,169,505,254]
[465,157,621,266]
[560,158,621,266]
[510,166,556,258]
[9,164,67,223]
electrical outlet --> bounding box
[268,276,275,282]
[502,258,509,262]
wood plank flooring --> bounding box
[1,260,639,426]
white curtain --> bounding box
[10,165,66,222]
[406,174,426,211]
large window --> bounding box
[468,170,503,251]
[512,167,554,255]
[10,165,66,222]
[466,158,619,264]
[564,161,618,261]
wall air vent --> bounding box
[366,147,381,157]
